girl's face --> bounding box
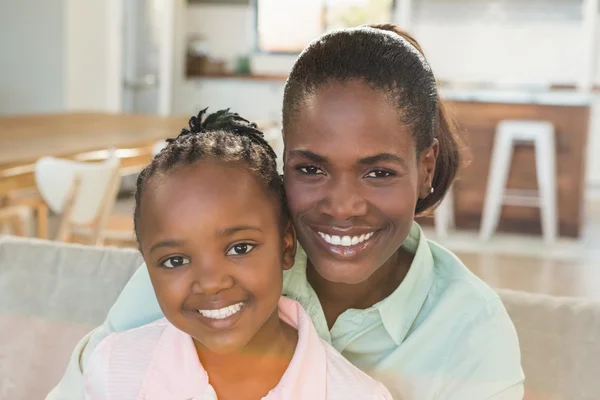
[138,160,296,354]
[283,80,437,284]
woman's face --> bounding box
[283,80,437,284]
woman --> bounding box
[48,25,523,400]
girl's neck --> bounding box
[194,311,298,400]
[308,247,413,329]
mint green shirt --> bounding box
[47,223,524,400]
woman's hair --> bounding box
[133,108,285,244]
[283,23,464,214]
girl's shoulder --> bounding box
[320,339,393,399]
[84,319,171,398]
[95,318,171,356]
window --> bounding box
[256,0,395,53]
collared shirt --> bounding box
[47,222,524,400]
[282,223,524,399]
[83,297,392,400]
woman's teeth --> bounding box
[198,302,245,319]
[318,232,374,247]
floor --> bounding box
[12,187,600,301]
[423,196,600,300]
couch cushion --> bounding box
[0,236,143,400]
[498,289,600,400]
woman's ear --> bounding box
[418,139,439,199]
[281,219,297,271]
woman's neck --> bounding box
[194,311,298,400]
[308,247,413,329]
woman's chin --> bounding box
[311,261,379,285]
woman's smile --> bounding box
[309,226,382,259]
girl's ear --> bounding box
[281,219,297,271]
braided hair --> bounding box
[133,108,284,244]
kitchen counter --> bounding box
[440,88,592,106]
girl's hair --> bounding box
[133,108,285,244]
[283,23,464,214]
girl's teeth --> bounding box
[198,302,245,319]
[318,232,375,247]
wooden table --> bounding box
[0,112,188,196]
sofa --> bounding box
[1,235,599,399]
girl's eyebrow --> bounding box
[217,226,263,237]
[149,240,186,255]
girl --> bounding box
[51,24,523,400]
[84,109,392,399]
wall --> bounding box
[411,0,587,86]
[65,0,111,111]
[0,0,113,115]
[178,1,600,188]
[0,0,66,115]
[182,1,598,86]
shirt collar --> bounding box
[283,221,436,346]
[142,322,209,399]
[271,297,328,399]
[142,298,328,400]
[377,221,436,345]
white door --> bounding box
[120,0,174,115]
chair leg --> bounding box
[36,203,48,239]
[480,132,514,241]
[535,134,558,244]
[8,215,25,236]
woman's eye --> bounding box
[365,169,395,179]
[161,256,190,269]
[297,165,324,175]
[226,243,255,256]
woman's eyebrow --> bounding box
[358,153,407,168]
[288,149,327,163]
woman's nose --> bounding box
[317,177,368,220]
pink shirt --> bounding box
[84,296,392,399]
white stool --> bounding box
[434,185,454,238]
[479,120,557,243]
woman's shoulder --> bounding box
[427,238,501,305]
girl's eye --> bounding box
[226,243,255,256]
[161,256,190,269]
[297,165,325,175]
[364,169,395,179]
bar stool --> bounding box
[479,120,557,243]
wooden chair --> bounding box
[2,191,48,238]
[35,154,135,246]
[0,205,30,236]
